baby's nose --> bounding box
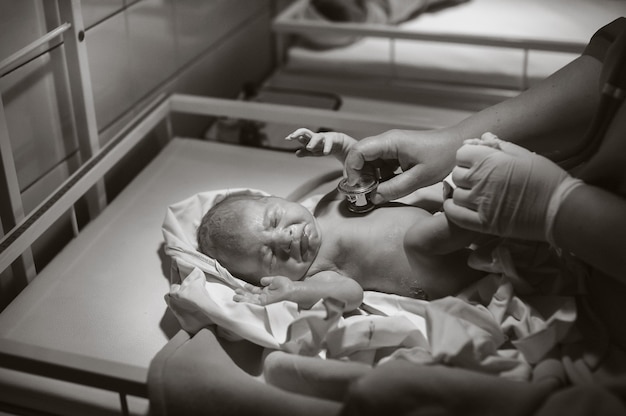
[274,227,293,251]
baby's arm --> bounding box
[286,128,357,164]
[404,212,478,256]
[234,272,364,311]
[404,213,485,299]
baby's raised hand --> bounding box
[233,276,294,306]
[286,128,356,161]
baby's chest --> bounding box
[323,204,426,274]
[343,210,411,246]
[339,225,409,275]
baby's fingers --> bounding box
[303,134,328,154]
[323,136,333,155]
[289,128,337,155]
[242,283,262,294]
[260,276,275,287]
[286,128,314,144]
[233,292,262,305]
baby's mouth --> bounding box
[300,226,310,257]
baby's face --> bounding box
[228,197,322,281]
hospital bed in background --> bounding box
[271,0,626,108]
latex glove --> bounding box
[443,133,583,243]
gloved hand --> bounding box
[443,133,583,243]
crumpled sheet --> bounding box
[162,189,579,380]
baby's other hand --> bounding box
[463,132,503,149]
[233,276,294,306]
[233,283,264,305]
[286,128,355,158]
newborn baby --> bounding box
[197,129,484,310]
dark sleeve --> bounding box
[583,17,626,62]
[577,17,626,195]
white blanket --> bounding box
[162,189,579,379]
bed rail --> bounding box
[169,93,440,131]
[0,95,169,416]
[0,0,104,286]
[0,95,170,276]
[273,0,587,90]
[0,23,72,77]
[0,338,147,401]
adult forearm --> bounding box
[553,185,626,283]
[452,55,602,154]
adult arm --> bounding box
[345,55,603,202]
[453,54,601,156]
[552,184,626,283]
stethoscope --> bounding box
[553,23,626,170]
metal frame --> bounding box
[273,0,587,91]
[0,23,72,77]
[0,0,104,286]
[58,0,107,218]
[0,1,145,412]
[0,94,169,416]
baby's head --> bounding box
[197,194,321,284]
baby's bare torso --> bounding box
[309,195,476,299]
